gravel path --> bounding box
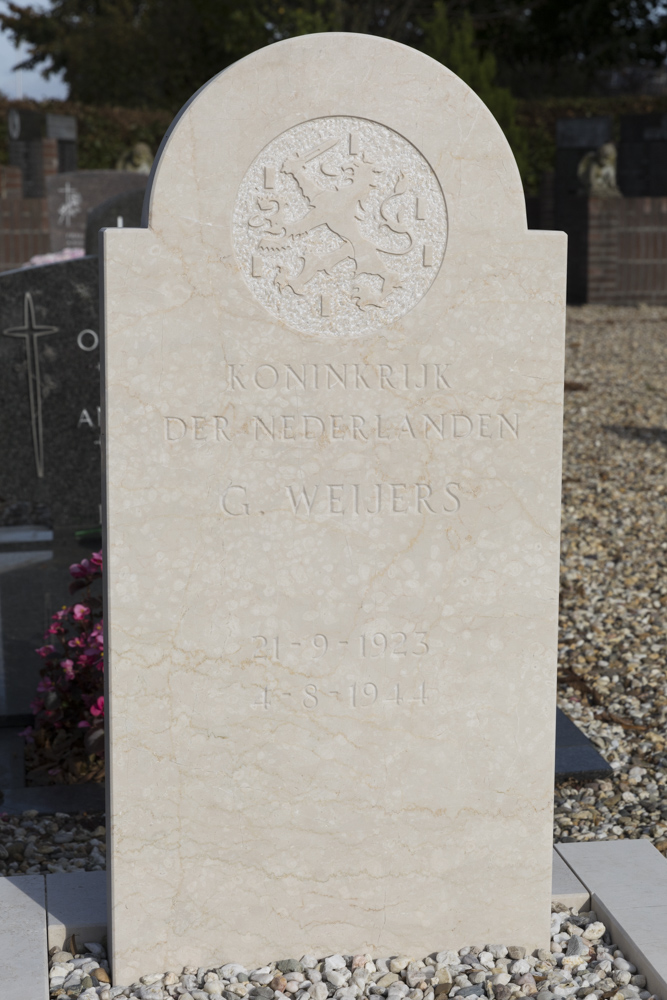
[555,305,667,850]
[47,909,661,999]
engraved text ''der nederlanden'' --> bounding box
[162,361,519,519]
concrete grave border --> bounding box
[0,844,665,997]
[0,869,105,998]
[556,840,667,998]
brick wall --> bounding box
[0,164,50,271]
[588,197,667,304]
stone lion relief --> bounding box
[233,117,448,337]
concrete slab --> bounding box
[557,839,667,997]
[46,869,107,950]
[0,874,48,999]
[551,848,590,910]
[0,782,105,815]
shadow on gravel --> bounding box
[604,425,667,445]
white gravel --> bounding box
[47,907,661,999]
[556,305,667,851]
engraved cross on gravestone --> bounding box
[3,292,60,478]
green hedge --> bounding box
[1,93,667,195]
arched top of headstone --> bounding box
[144,32,527,261]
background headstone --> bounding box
[85,188,145,255]
[618,113,667,196]
[554,117,613,304]
[7,109,76,199]
[0,256,101,718]
[104,34,566,981]
[46,171,147,252]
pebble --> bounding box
[378,975,400,988]
[46,920,660,1000]
[0,810,106,876]
[565,937,589,958]
[555,306,667,856]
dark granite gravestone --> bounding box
[84,187,145,255]
[7,109,77,198]
[556,118,614,150]
[0,256,101,719]
[554,117,613,304]
[618,114,667,196]
[46,170,147,252]
[555,708,612,781]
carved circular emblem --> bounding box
[233,117,447,337]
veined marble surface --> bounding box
[102,32,567,983]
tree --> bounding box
[442,0,667,99]
[421,2,529,181]
[0,0,433,108]
[0,0,269,107]
[2,0,665,108]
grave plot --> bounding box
[4,308,667,875]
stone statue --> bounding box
[116,141,154,174]
[577,142,621,197]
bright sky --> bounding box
[0,0,67,101]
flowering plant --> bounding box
[22,551,104,784]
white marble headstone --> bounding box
[103,33,566,982]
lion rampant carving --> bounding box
[251,136,416,310]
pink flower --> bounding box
[89,696,104,718]
[36,644,55,658]
[72,604,89,621]
[61,659,75,680]
[69,560,88,579]
[77,720,90,728]
[36,677,54,693]
[91,551,103,568]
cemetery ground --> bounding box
[2,303,667,872]
[2,304,667,996]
